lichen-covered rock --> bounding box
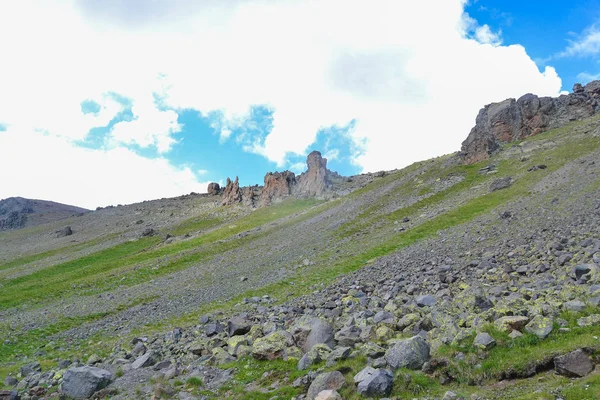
[578,314,600,327]
[493,316,529,333]
[385,336,430,370]
[524,315,554,339]
[252,331,294,360]
[292,316,335,352]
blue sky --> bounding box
[1,0,600,208]
[467,0,600,88]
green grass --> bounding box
[0,199,321,311]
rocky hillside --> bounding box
[0,197,89,231]
[460,81,600,164]
[1,83,600,400]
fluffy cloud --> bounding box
[0,127,207,209]
[557,24,600,58]
[0,0,563,206]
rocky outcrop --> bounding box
[221,151,335,208]
[258,171,297,207]
[221,177,242,206]
[295,151,331,197]
[207,182,220,195]
[460,81,600,164]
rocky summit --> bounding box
[460,80,600,164]
[2,85,600,399]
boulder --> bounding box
[334,325,362,347]
[306,371,345,400]
[227,317,252,337]
[354,367,393,397]
[207,182,220,195]
[385,336,430,370]
[524,315,553,339]
[494,316,529,333]
[252,331,294,360]
[55,226,73,238]
[292,316,335,352]
[132,351,157,369]
[554,349,594,377]
[489,177,512,192]
[61,367,112,399]
[473,332,496,350]
[0,391,18,400]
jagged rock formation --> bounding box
[221,177,242,206]
[0,197,88,231]
[207,183,220,195]
[294,151,331,197]
[258,171,297,207]
[220,151,335,208]
[460,81,600,164]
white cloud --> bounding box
[0,0,563,206]
[577,71,600,83]
[557,25,600,58]
[0,127,209,209]
[109,100,182,153]
[474,25,503,45]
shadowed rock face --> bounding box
[460,81,600,164]
[207,182,220,195]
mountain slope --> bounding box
[0,196,89,231]
[1,94,600,399]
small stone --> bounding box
[443,391,460,400]
[473,332,496,350]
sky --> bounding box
[1,0,600,209]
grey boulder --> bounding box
[61,366,112,399]
[306,371,345,400]
[554,349,594,377]
[354,367,393,397]
[385,336,430,370]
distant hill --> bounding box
[0,197,89,230]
